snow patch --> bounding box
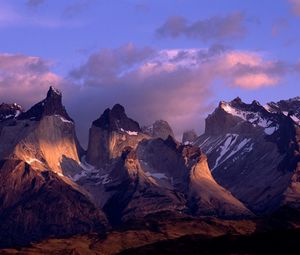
[120,128,138,136]
[212,134,238,170]
[145,171,168,180]
[26,158,42,165]
[71,156,112,185]
[264,126,278,135]
[54,115,73,124]
[15,110,21,117]
[290,115,300,125]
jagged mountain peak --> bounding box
[182,130,198,144]
[47,86,62,97]
[111,103,125,115]
[142,119,175,140]
[231,96,242,104]
[210,97,279,136]
[265,96,300,125]
[220,97,266,114]
[93,103,141,132]
[0,103,23,121]
[18,86,72,122]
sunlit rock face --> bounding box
[0,88,108,247]
[142,120,175,140]
[195,97,300,214]
[186,147,252,217]
[0,87,82,175]
[81,117,252,224]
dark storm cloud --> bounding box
[156,12,246,42]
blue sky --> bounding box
[1,0,300,145]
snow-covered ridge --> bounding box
[265,99,300,126]
[220,102,278,135]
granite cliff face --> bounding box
[2,87,300,250]
[182,130,198,144]
[142,120,175,140]
[0,87,83,175]
[77,106,251,225]
[195,97,300,214]
[0,87,107,247]
[86,104,148,168]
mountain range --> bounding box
[1,87,300,254]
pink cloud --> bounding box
[0,53,62,106]
[219,51,284,89]
[288,0,300,15]
[0,46,288,147]
[233,74,279,89]
[69,45,286,144]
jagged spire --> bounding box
[93,103,141,132]
[19,86,72,121]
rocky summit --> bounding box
[1,87,300,254]
[195,97,300,214]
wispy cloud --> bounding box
[272,18,288,37]
[26,0,45,8]
[0,46,294,145]
[288,0,300,15]
[62,0,94,19]
[0,2,84,28]
[156,12,246,42]
[68,44,289,143]
[0,53,62,105]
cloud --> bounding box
[26,0,45,8]
[0,46,288,147]
[134,3,150,13]
[0,2,83,28]
[69,43,155,86]
[272,18,288,37]
[0,53,62,106]
[62,0,94,18]
[220,51,287,89]
[288,0,300,15]
[0,4,22,25]
[69,44,286,145]
[156,12,246,42]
